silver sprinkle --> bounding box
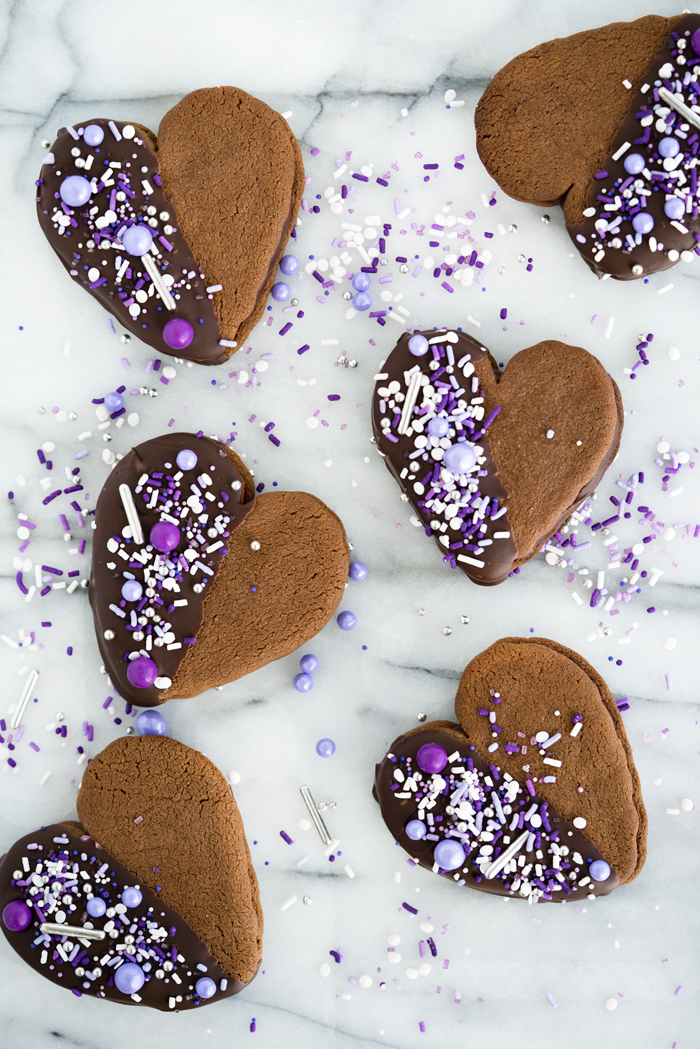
[461,615,470,625]
[343,291,353,300]
[120,334,131,343]
[103,630,115,640]
[300,785,332,845]
[250,541,261,551]
[40,922,106,941]
[290,298,299,307]
[10,669,39,730]
[380,258,388,266]
[417,713,427,722]
[442,626,453,636]
[417,608,425,616]
[541,216,549,225]
[400,264,409,273]
[303,896,312,905]
[37,406,46,415]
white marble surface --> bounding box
[1,1,700,1046]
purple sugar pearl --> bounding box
[316,737,336,757]
[348,561,368,581]
[196,977,217,999]
[121,886,143,908]
[693,26,700,56]
[664,197,685,221]
[114,962,145,995]
[659,136,680,159]
[293,672,314,693]
[176,448,197,471]
[150,520,180,552]
[352,272,371,292]
[416,742,448,774]
[299,653,320,674]
[83,123,104,147]
[405,819,427,841]
[271,281,291,301]
[427,417,449,438]
[126,656,158,689]
[337,610,357,630]
[443,443,477,474]
[86,896,106,918]
[433,839,465,871]
[104,391,124,412]
[2,899,32,932]
[352,291,371,311]
[136,709,168,736]
[623,152,645,175]
[408,334,429,357]
[163,317,194,350]
[279,254,299,275]
[122,223,153,257]
[632,212,654,235]
[59,175,91,207]
[121,579,143,602]
[590,859,611,882]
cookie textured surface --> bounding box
[0,736,261,1010]
[475,14,700,280]
[37,86,303,363]
[90,432,349,706]
[372,329,622,584]
[374,638,646,903]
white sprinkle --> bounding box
[108,120,122,142]
[612,141,631,160]
[466,315,481,328]
[667,808,680,815]
[280,895,297,911]
[141,254,176,311]
[657,282,674,295]
[571,591,583,605]
[344,865,355,879]
[681,798,694,811]
[669,487,683,498]
[543,758,562,767]
[39,771,52,786]
[570,722,582,737]
[546,429,555,439]
[206,284,222,293]
[119,484,144,544]
[604,316,615,339]
[319,963,331,977]
[457,554,485,568]
[219,339,237,348]
[605,998,618,1012]
[573,817,587,829]
[622,79,632,90]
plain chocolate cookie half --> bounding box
[0,736,262,1010]
[372,329,622,584]
[90,432,350,706]
[36,86,304,362]
[476,14,700,280]
[374,637,646,903]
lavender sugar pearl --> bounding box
[136,709,168,736]
[348,561,368,581]
[623,152,645,175]
[279,254,299,275]
[590,859,611,882]
[196,977,217,999]
[337,610,357,630]
[416,742,448,774]
[2,899,32,932]
[293,672,314,693]
[352,272,372,292]
[86,896,107,918]
[427,417,449,438]
[443,443,477,475]
[352,291,372,311]
[114,961,145,995]
[83,123,104,147]
[122,223,153,257]
[121,886,143,908]
[632,212,654,235]
[693,26,700,55]
[59,175,91,207]
[176,448,198,471]
[433,838,465,871]
[163,317,194,350]
[271,281,291,302]
[150,520,180,552]
[664,197,685,221]
[121,579,143,602]
[316,738,336,757]
[408,334,429,357]
[405,819,427,841]
[659,136,680,159]
[299,653,320,674]
[104,391,124,412]
[126,656,158,689]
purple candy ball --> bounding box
[427,417,449,438]
[408,334,429,356]
[443,443,477,475]
[659,136,680,159]
[632,212,654,235]
[279,254,299,275]
[352,272,372,292]
[337,610,357,630]
[86,896,106,918]
[121,579,143,602]
[104,391,124,412]
[299,653,320,674]
[136,709,168,736]
[121,886,143,908]
[59,175,91,208]
[83,123,104,147]
[293,672,314,693]
[271,281,291,301]
[664,197,685,221]
[150,520,180,552]
[348,561,368,581]
[416,743,448,774]
[590,859,611,882]
[353,291,372,311]
[122,223,153,257]
[623,152,645,175]
[126,656,158,689]
[316,737,336,757]
[2,899,32,932]
[163,317,194,350]
[433,838,466,871]
[114,961,145,995]
[196,977,217,999]
[693,27,700,55]
[405,819,427,841]
[176,448,198,471]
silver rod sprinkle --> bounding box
[119,483,144,545]
[141,253,176,311]
[300,785,332,845]
[398,371,422,436]
[658,86,700,134]
[11,669,39,730]
[484,829,530,881]
[40,922,106,941]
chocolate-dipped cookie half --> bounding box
[371,330,622,585]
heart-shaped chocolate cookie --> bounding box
[0,735,262,1010]
[475,14,700,280]
[372,330,622,584]
[36,87,304,363]
[90,432,349,706]
[374,637,647,903]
